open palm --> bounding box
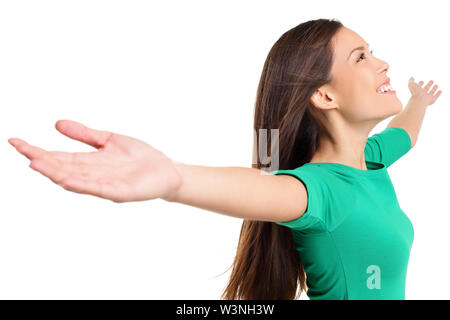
[8,120,181,203]
[408,77,442,106]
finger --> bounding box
[424,80,434,92]
[434,90,442,99]
[55,120,113,150]
[418,81,424,87]
[8,137,97,167]
[8,138,50,161]
[29,157,68,185]
[430,84,438,95]
[430,90,443,104]
[50,151,97,165]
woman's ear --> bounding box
[310,87,337,112]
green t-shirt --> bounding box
[270,127,413,300]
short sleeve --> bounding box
[364,127,412,168]
[270,166,328,233]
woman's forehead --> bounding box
[333,28,368,61]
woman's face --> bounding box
[322,27,403,122]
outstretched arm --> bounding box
[387,77,442,148]
[8,120,308,223]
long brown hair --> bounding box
[220,18,343,300]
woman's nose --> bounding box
[378,61,389,74]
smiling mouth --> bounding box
[377,83,396,94]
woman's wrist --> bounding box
[161,159,184,203]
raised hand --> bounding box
[408,77,442,106]
[8,120,182,203]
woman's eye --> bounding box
[357,50,373,63]
[357,53,365,62]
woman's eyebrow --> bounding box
[347,43,369,60]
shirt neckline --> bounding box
[303,160,386,175]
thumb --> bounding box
[55,120,113,149]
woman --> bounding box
[8,18,442,300]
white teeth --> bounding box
[378,84,393,93]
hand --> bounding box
[8,120,182,203]
[408,77,442,106]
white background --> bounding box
[1,0,448,299]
